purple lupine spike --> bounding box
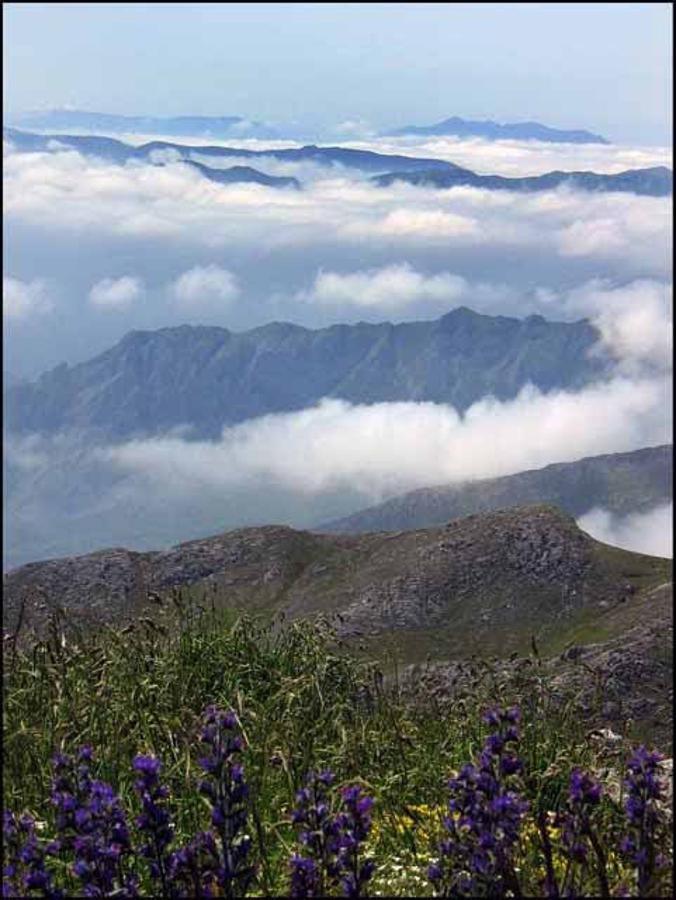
[195,706,256,899]
[2,810,63,900]
[288,769,341,897]
[429,707,527,897]
[619,745,669,896]
[334,785,375,898]
[132,754,174,895]
[167,830,221,899]
[49,747,135,897]
[289,854,321,898]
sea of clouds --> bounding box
[3,132,672,565]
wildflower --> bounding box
[167,830,221,898]
[548,768,607,898]
[288,854,320,898]
[288,769,340,897]
[50,746,136,897]
[429,706,527,897]
[3,810,63,899]
[334,785,375,898]
[132,754,174,894]
[195,706,256,898]
[619,745,669,896]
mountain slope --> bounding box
[372,166,673,197]
[322,445,673,533]
[385,116,609,143]
[4,506,671,666]
[4,308,613,440]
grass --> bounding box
[3,594,673,896]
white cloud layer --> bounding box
[300,263,468,310]
[563,279,672,373]
[340,135,672,177]
[3,149,670,280]
[3,276,52,319]
[88,275,144,310]
[578,502,673,558]
[101,376,670,500]
[171,264,240,309]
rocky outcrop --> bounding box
[4,506,670,662]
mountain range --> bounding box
[7,109,280,139]
[5,307,613,440]
[5,128,672,196]
[7,110,609,145]
[372,165,673,197]
[323,445,673,533]
[3,127,455,173]
[385,116,609,143]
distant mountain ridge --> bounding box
[386,115,609,144]
[4,307,613,440]
[7,109,279,139]
[3,127,456,174]
[323,445,673,533]
[8,111,610,145]
[372,166,673,197]
[5,128,671,196]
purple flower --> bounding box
[429,707,527,897]
[569,769,602,806]
[619,745,669,895]
[287,772,375,898]
[194,706,256,897]
[3,809,63,900]
[132,753,175,894]
[49,747,135,897]
[167,830,221,898]
[289,854,320,898]
[288,769,341,896]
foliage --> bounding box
[3,603,673,897]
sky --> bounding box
[3,2,673,144]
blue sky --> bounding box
[3,2,672,144]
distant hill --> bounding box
[7,109,279,139]
[322,445,673,533]
[372,165,673,197]
[385,115,609,144]
[4,308,613,440]
[3,505,671,666]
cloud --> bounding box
[171,264,240,309]
[299,263,468,310]
[563,279,672,373]
[3,276,52,319]
[578,503,673,558]
[341,135,672,177]
[88,275,144,310]
[3,149,669,281]
[343,207,480,241]
[101,376,670,501]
